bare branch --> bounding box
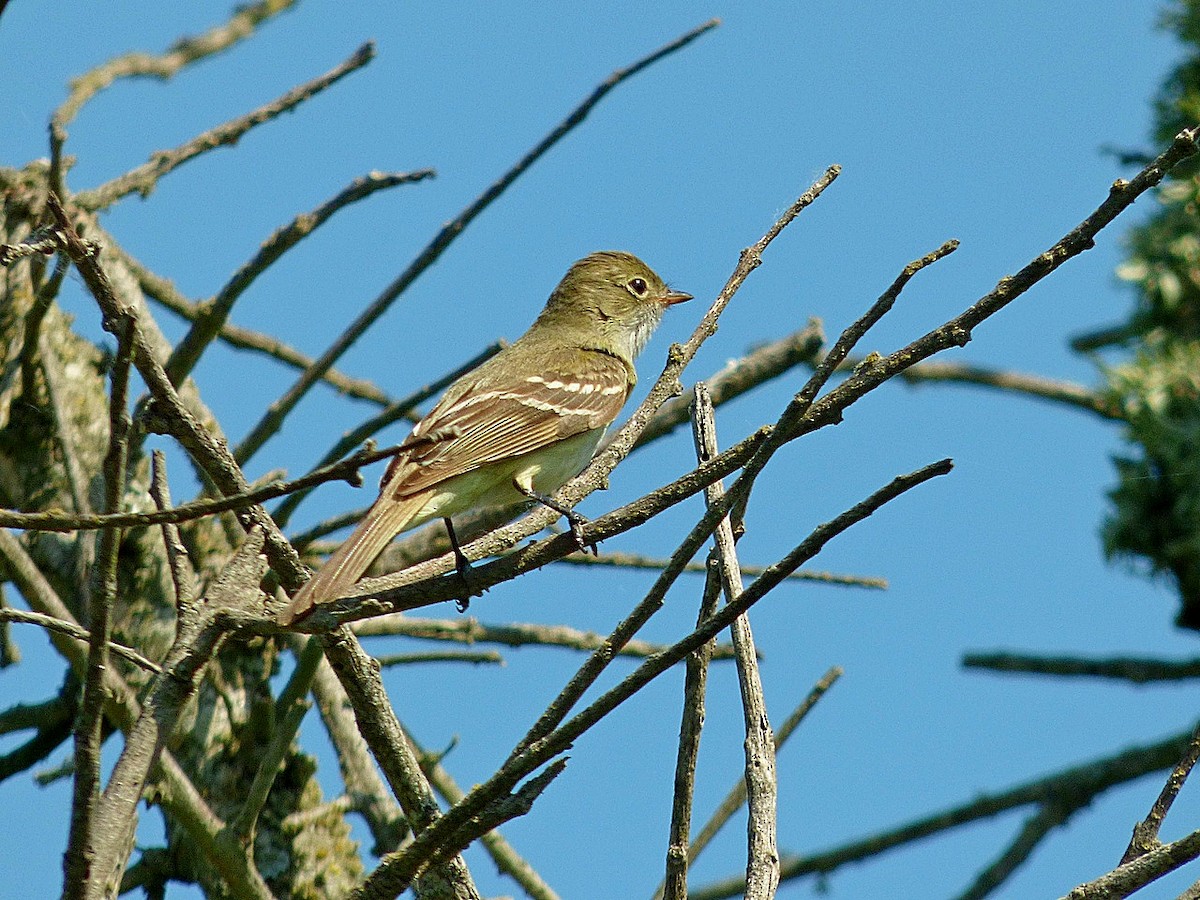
[692,383,778,899]
[0,609,161,675]
[956,803,1073,900]
[74,42,376,210]
[797,240,960,411]
[633,322,825,448]
[553,548,887,589]
[884,358,1122,420]
[690,727,1195,900]
[678,667,842,881]
[319,627,483,897]
[149,451,199,626]
[0,672,77,784]
[1121,722,1200,864]
[0,437,410,533]
[51,0,298,130]
[165,169,434,385]
[350,761,568,900]
[0,227,61,265]
[662,557,722,900]
[129,247,395,404]
[964,652,1200,684]
[1061,828,1200,899]
[64,308,133,899]
[375,649,503,667]
[412,734,563,900]
[352,614,743,661]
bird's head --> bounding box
[537,250,691,360]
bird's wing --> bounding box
[384,349,631,499]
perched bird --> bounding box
[279,251,690,625]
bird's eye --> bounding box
[628,277,648,296]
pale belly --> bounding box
[405,428,606,531]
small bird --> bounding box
[279,251,690,625]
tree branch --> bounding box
[692,383,778,899]
[73,41,375,209]
[165,168,435,385]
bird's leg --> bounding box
[443,517,483,611]
[512,479,596,555]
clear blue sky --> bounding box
[1,2,1194,898]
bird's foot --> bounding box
[444,517,486,612]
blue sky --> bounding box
[1,2,1196,898]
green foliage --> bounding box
[1103,340,1200,625]
[1118,179,1200,338]
[1102,0,1200,626]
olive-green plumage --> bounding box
[280,251,689,625]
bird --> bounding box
[279,251,691,625]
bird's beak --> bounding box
[661,289,693,307]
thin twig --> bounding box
[633,321,825,448]
[675,666,842,884]
[0,228,62,265]
[883,358,1122,420]
[270,340,506,529]
[349,761,567,900]
[165,169,435,385]
[0,671,78,783]
[51,0,298,131]
[412,734,563,900]
[956,803,1073,900]
[149,452,199,632]
[689,727,1195,900]
[352,614,743,661]
[964,652,1200,684]
[0,608,161,674]
[0,438,414,533]
[374,649,503,667]
[231,17,721,467]
[1061,827,1200,900]
[129,248,395,405]
[64,309,133,899]
[662,557,722,900]
[797,241,960,414]
[1071,322,1137,353]
[1121,722,1200,864]
[289,508,367,551]
[74,42,376,210]
[553,549,887,589]
[692,383,779,899]
[228,637,324,842]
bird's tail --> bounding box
[279,492,428,625]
